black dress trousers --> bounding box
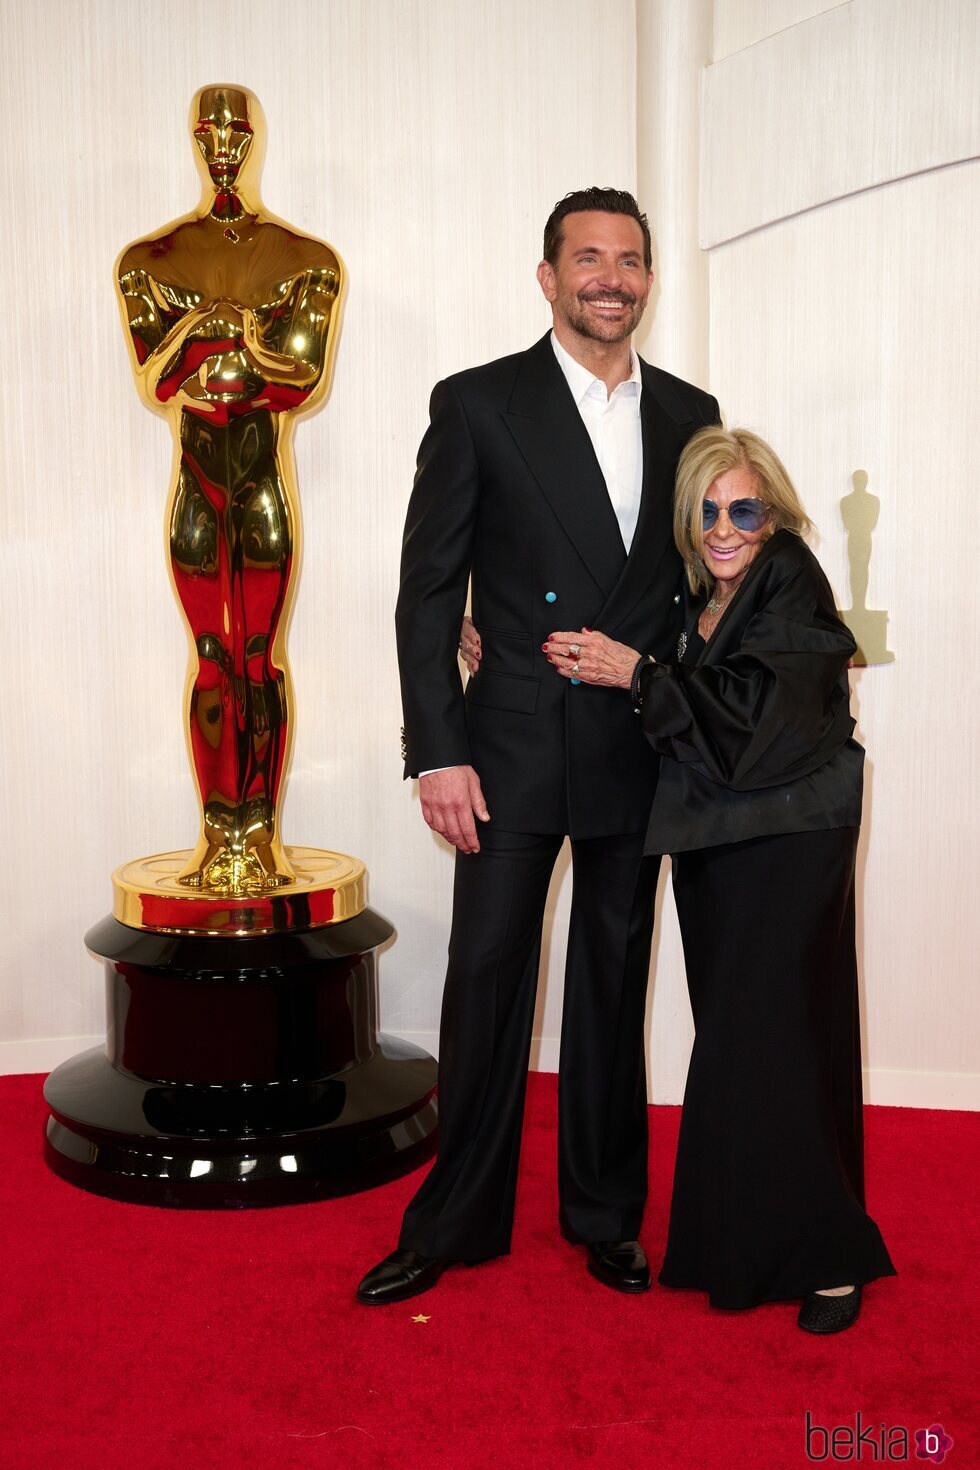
[660,826,896,1308]
[399,826,660,1261]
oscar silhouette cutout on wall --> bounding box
[840,470,894,666]
[42,86,437,1206]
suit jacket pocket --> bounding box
[476,625,534,677]
[466,670,540,715]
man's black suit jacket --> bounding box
[396,332,720,838]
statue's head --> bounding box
[190,85,265,197]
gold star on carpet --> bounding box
[411,1313,431,1323]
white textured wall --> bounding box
[2,0,976,1110]
[703,0,980,247]
[0,0,637,1071]
[704,0,980,1105]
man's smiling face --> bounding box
[537,211,653,347]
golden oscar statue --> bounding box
[43,87,437,1206]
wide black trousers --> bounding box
[399,827,660,1261]
[660,826,896,1308]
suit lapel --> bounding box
[502,335,627,599]
[596,368,688,631]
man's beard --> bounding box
[560,290,645,344]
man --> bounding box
[357,188,719,1305]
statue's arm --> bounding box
[118,266,210,356]
[117,249,343,404]
[242,265,343,391]
[117,267,246,401]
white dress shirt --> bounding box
[550,329,644,551]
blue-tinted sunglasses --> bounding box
[702,497,768,532]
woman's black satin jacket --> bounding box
[639,529,863,855]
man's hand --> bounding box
[419,766,490,854]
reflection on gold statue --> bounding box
[115,85,345,901]
[839,470,895,667]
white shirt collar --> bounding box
[550,329,642,407]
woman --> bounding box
[461,426,895,1332]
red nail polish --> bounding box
[541,643,548,651]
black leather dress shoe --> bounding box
[356,1249,450,1305]
[584,1240,651,1294]
[797,1284,863,1334]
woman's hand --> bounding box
[459,615,482,676]
[544,629,644,689]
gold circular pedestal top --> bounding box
[112,846,366,936]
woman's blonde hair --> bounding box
[674,426,812,593]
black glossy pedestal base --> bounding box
[43,910,437,1207]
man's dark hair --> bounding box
[543,187,652,271]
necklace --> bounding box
[705,588,735,616]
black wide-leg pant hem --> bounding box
[399,827,659,1261]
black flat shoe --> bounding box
[356,1249,450,1305]
[797,1284,863,1334]
[584,1240,651,1295]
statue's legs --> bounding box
[847,533,872,613]
[170,408,295,892]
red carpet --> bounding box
[3,1072,977,1469]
